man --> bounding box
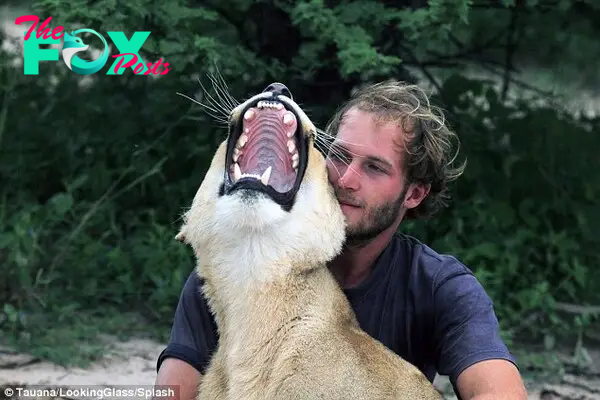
[154,81,528,400]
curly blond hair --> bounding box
[325,80,466,219]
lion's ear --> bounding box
[175,228,186,242]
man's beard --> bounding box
[335,185,408,245]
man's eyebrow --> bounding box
[333,142,394,170]
[365,155,393,170]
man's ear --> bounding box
[403,183,431,210]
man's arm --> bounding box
[153,271,219,400]
[431,257,527,399]
[456,359,527,400]
[155,358,201,400]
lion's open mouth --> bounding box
[221,87,309,209]
[232,101,299,192]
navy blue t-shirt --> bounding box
[156,233,517,397]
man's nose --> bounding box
[263,82,293,100]
[336,162,360,191]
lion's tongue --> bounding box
[238,107,298,193]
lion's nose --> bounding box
[263,82,292,100]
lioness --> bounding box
[175,82,442,400]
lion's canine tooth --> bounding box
[233,163,242,182]
[260,166,272,186]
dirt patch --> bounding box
[0,337,163,394]
[1,337,600,399]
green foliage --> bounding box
[1,0,599,365]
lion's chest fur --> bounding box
[198,265,356,399]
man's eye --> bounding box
[368,164,384,173]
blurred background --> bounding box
[1,0,599,395]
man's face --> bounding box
[325,107,426,242]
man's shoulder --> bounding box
[390,232,475,289]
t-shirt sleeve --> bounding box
[156,270,219,374]
[432,256,517,386]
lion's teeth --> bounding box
[258,101,284,110]
[237,134,248,148]
[292,157,299,169]
[287,130,294,138]
[283,113,294,126]
[244,109,255,121]
[260,166,272,186]
[233,148,240,162]
[233,163,242,182]
[287,140,296,153]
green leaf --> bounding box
[48,193,74,216]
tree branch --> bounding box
[421,29,508,68]
[397,43,443,94]
[501,5,520,101]
[555,302,600,316]
[474,60,557,98]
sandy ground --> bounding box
[1,336,599,399]
[0,338,162,388]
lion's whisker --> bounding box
[314,137,364,178]
[176,92,230,125]
[313,138,362,179]
[208,73,238,113]
[176,92,223,116]
[187,115,229,126]
[316,128,368,152]
[210,67,239,111]
[212,63,240,106]
[316,139,365,163]
[196,77,233,118]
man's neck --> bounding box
[328,228,397,289]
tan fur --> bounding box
[176,89,442,400]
